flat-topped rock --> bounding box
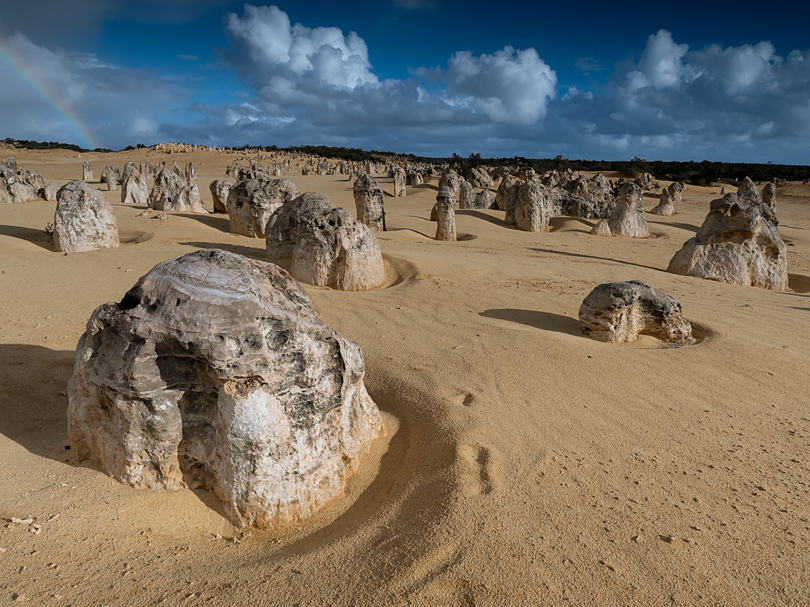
[67,249,386,530]
[579,280,693,345]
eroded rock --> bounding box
[435,186,457,241]
[227,178,300,237]
[209,179,232,214]
[579,280,693,345]
[149,169,206,213]
[649,188,675,216]
[515,181,553,232]
[667,192,788,291]
[352,173,385,230]
[67,248,386,530]
[597,182,650,238]
[121,162,148,205]
[266,192,385,290]
[53,181,119,252]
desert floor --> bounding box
[1,148,809,606]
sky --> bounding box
[1,0,810,163]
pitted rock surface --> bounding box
[226,178,300,237]
[53,181,119,252]
[579,280,693,345]
[67,249,386,530]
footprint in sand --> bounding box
[457,444,500,496]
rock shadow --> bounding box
[479,309,580,335]
[528,247,664,272]
[548,216,594,233]
[788,273,810,294]
[0,344,75,463]
[178,212,231,233]
[0,224,55,251]
[180,241,267,261]
[456,209,504,226]
[649,221,699,233]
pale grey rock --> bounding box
[392,167,406,197]
[2,157,17,171]
[496,175,516,211]
[266,192,386,291]
[149,169,205,213]
[555,173,615,218]
[41,182,58,201]
[737,176,758,199]
[0,166,40,203]
[102,165,119,191]
[667,192,788,291]
[649,188,675,216]
[352,173,385,231]
[458,181,476,210]
[185,162,197,187]
[439,170,463,195]
[82,161,93,182]
[606,182,649,238]
[668,182,684,203]
[53,181,119,252]
[406,170,424,186]
[121,162,148,205]
[635,172,654,191]
[227,178,300,238]
[209,179,232,214]
[579,280,693,345]
[590,219,611,237]
[515,181,553,232]
[466,167,494,188]
[435,186,457,241]
[761,183,777,208]
[67,248,386,530]
[476,189,497,210]
[504,179,523,226]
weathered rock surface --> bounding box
[352,173,385,230]
[41,182,58,202]
[458,181,477,210]
[635,172,654,191]
[121,162,148,205]
[496,175,516,212]
[515,182,553,232]
[209,179,232,214]
[435,186,457,241]
[668,182,684,203]
[667,192,788,291]
[82,161,93,182]
[102,165,119,191]
[53,181,119,252]
[149,169,206,214]
[551,172,615,219]
[67,248,386,530]
[0,166,45,204]
[579,280,693,345]
[590,219,611,237]
[476,189,497,210]
[761,183,777,208]
[392,167,406,197]
[266,192,386,290]
[596,182,649,238]
[439,170,463,195]
[2,157,18,171]
[649,188,675,216]
[227,178,300,238]
[466,167,494,188]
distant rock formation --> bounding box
[579,280,693,345]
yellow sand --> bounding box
[1,148,809,606]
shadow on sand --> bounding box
[178,213,231,233]
[529,247,664,273]
[0,224,55,251]
[479,309,580,335]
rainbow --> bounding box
[0,40,100,150]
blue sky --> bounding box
[1,0,810,162]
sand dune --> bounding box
[1,148,809,605]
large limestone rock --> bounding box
[635,172,654,191]
[352,173,385,230]
[579,280,693,345]
[668,182,684,203]
[458,181,477,210]
[121,162,148,205]
[266,192,386,291]
[185,162,197,187]
[475,189,496,210]
[515,181,553,232]
[552,173,615,219]
[53,181,119,252]
[227,178,300,238]
[41,182,58,202]
[592,182,649,238]
[2,157,18,171]
[435,186,457,241]
[209,179,232,214]
[649,188,675,216]
[149,169,206,213]
[0,167,38,204]
[67,249,386,530]
[667,192,788,291]
[82,161,93,182]
[504,178,524,226]
[439,170,463,195]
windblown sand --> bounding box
[1,149,809,606]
